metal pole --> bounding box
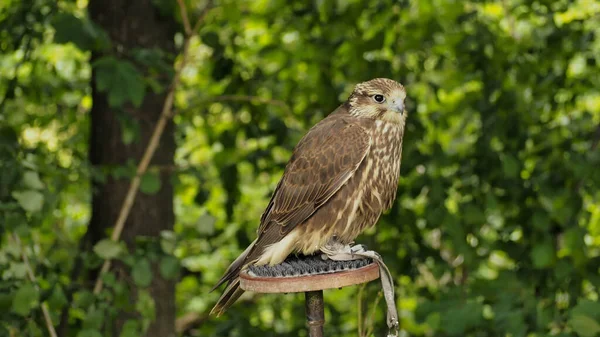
[305,290,325,337]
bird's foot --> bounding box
[320,241,368,261]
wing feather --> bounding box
[257,115,371,237]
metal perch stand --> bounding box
[305,291,325,337]
[239,255,380,337]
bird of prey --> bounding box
[211,78,407,315]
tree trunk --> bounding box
[88,1,177,336]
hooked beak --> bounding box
[391,100,405,114]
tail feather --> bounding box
[210,239,259,315]
[211,229,284,315]
[210,278,244,316]
[211,240,256,293]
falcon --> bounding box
[210,78,407,315]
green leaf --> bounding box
[122,255,136,267]
[83,306,104,330]
[22,171,44,189]
[76,329,103,337]
[11,284,39,316]
[93,239,123,259]
[530,240,555,269]
[132,259,152,287]
[13,223,29,238]
[135,290,156,325]
[113,281,130,309]
[113,164,135,180]
[3,211,24,231]
[51,13,110,51]
[0,293,14,312]
[122,124,137,145]
[501,154,519,178]
[532,211,550,230]
[75,290,95,309]
[27,320,43,336]
[102,271,117,287]
[442,301,484,335]
[425,312,441,330]
[570,315,600,337]
[119,320,140,337]
[493,300,527,337]
[140,172,161,195]
[563,228,587,266]
[159,255,180,279]
[131,47,172,79]
[94,57,146,108]
[196,213,216,235]
[22,154,37,170]
[572,300,600,321]
[48,285,68,309]
[201,31,220,49]
[12,190,44,212]
[160,230,177,254]
[116,112,140,145]
[8,262,28,279]
[52,13,96,50]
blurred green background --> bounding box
[1,0,600,336]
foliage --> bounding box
[1,0,600,336]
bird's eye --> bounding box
[373,94,385,103]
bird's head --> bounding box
[347,78,407,125]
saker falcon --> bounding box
[211,78,407,315]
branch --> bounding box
[192,0,213,33]
[364,291,383,337]
[0,35,33,111]
[174,295,258,334]
[177,0,213,35]
[175,312,208,334]
[12,234,58,337]
[176,0,192,35]
[357,283,365,337]
[92,0,213,294]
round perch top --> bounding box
[239,255,380,293]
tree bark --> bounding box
[88,1,177,336]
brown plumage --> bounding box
[210,78,407,315]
